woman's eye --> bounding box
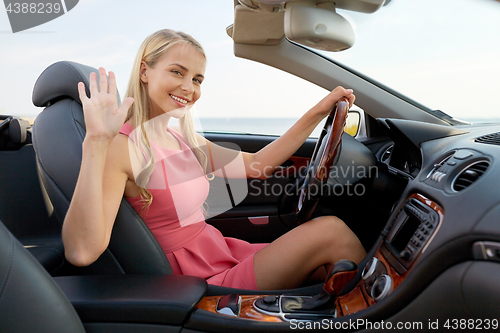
[172,70,182,75]
[193,78,203,84]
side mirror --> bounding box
[344,110,360,137]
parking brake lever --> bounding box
[281,259,358,312]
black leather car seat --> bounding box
[32,61,173,275]
[0,219,85,333]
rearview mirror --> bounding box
[284,3,354,52]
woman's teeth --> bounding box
[170,95,188,104]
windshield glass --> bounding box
[324,0,500,124]
[0,1,328,136]
[1,0,498,131]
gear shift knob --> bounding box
[276,259,358,313]
[323,259,358,296]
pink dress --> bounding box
[119,123,267,289]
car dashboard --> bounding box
[353,119,500,319]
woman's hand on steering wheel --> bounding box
[313,86,355,119]
[78,67,135,144]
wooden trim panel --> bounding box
[196,295,283,322]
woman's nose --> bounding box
[181,78,194,94]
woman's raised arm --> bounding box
[62,68,134,266]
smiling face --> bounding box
[140,43,206,119]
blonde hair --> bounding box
[124,29,208,213]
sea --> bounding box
[180,117,500,138]
[197,118,314,136]
[170,118,322,137]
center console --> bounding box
[55,274,207,330]
[196,193,443,321]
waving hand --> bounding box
[77,67,134,143]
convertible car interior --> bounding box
[1,0,500,332]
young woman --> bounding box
[63,29,366,290]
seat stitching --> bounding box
[70,101,86,140]
[35,160,70,207]
[0,232,15,305]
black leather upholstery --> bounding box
[55,274,207,325]
[0,220,85,333]
[32,61,173,274]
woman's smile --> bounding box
[170,94,190,108]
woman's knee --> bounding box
[308,216,352,243]
[308,216,365,261]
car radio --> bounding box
[385,196,442,270]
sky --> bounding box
[0,0,499,122]
[0,0,328,121]
[331,0,500,122]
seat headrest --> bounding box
[32,61,99,108]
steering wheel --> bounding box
[295,97,350,224]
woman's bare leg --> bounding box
[253,216,366,290]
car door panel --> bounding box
[0,117,64,273]
[203,132,308,242]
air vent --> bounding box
[452,161,489,192]
[426,153,453,181]
[434,154,453,170]
[475,132,500,146]
[381,145,393,163]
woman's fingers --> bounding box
[89,72,98,95]
[333,86,355,108]
[89,68,112,96]
[98,67,108,93]
[77,82,89,104]
[346,93,355,108]
[108,71,117,97]
[84,68,120,111]
[119,97,135,115]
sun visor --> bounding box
[231,4,284,45]
[238,0,385,14]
